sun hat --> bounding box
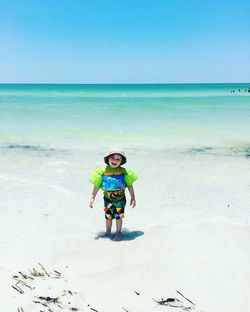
[104,148,127,165]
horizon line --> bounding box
[0,82,249,85]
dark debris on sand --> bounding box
[13,265,201,311]
[153,290,199,311]
[12,264,82,312]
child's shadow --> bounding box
[95,229,144,241]
[121,229,144,241]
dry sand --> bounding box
[1,151,250,312]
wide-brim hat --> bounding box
[104,148,127,165]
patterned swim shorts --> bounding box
[104,196,126,220]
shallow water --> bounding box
[0,83,250,154]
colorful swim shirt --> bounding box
[89,166,137,199]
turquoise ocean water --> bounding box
[0,83,250,157]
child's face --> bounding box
[108,153,122,168]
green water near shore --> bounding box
[0,83,249,151]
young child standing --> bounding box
[89,149,137,241]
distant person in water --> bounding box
[89,149,137,241]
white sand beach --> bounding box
[1,149,250,312]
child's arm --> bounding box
[89,186,99,208]
[128,185,136,208]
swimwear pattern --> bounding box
[102,170,126,191]
[104,196,126,220]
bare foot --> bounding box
[113,233,122,241]
[96,232,111,239]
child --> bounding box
[89,149,137,241]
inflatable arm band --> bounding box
[89,170,103,189]
[124,170,138,187]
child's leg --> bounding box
[106,219,112,233]
[113,196,126,241]
[113,219,122,241]
[116,219,122,233]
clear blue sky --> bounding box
[0,0,249,83]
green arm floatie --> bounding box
[89,168,105,189]
[124,169,138,187]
